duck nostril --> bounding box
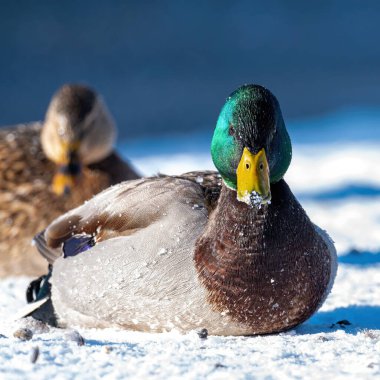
[245,163,250,169]
[259,163,264,171]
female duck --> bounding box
[0,84,139,276]
[33,84,336,335]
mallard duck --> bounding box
[31,84,336,335]
[0,84,139,277]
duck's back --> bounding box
[0,123,135,276]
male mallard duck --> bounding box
[0,84,139,277]
[31,84,336,335]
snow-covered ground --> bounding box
[1,111,379,379]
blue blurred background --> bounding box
[0,0,379,138]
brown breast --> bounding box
[194,180,332,334]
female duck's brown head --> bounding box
[41,84,116,195]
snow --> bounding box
[0,268,379,379]
[1,110,380,379]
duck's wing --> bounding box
[178,170,222,212]
[179,170,221,188]
[34,176,207,264]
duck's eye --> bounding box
[229,125,235,136]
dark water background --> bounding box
[1,0,379,138]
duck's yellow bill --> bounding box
[52,141,81,165]
[52,141,82,196]
[52,172,77,196]
[236,147,271,206]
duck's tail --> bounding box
[33,230,61,264]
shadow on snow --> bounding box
[339,250,380,267]
[296,305,380,335]
[298,183,380,202]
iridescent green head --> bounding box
[211,84,292,206]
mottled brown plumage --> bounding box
[0,121,138,277]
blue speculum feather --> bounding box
[63,235,95,258]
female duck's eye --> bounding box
[228,125,235,136]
